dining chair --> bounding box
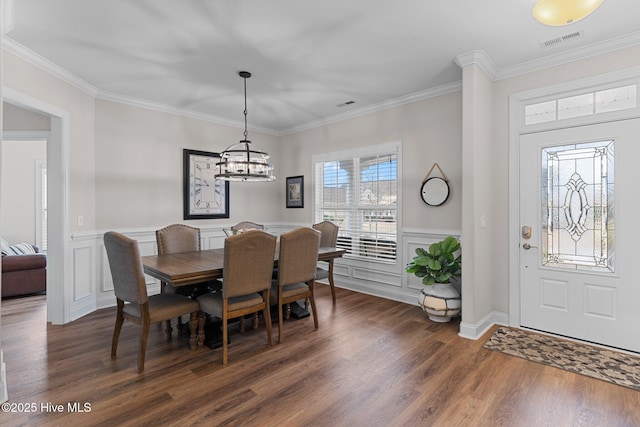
[156,224,218,334]
[197,229,277,364]
[312,221,339,304]
[104,231,203,373]
[230,221,264,234]
[271,227,321,343]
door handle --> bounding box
[522,243,538,250]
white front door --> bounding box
[520,119,640,352]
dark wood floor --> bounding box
[2,285,640,426]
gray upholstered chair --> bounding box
[156,224,201,302]
[156,223,201,257]
[104,231,203,373]
[156,224,218,333]
[231,221,264,234]
[197,229,276,364]
[312,221,339,304]
[271,227,321,343]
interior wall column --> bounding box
[456,51,497,337]
[1,0,11,404]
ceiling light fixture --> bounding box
[215,71,275,182]
[533,0,604,26]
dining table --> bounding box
[141,246,346,288]
[141,246,346,349]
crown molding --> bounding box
[496,30,640,80]
[95,90,278,136]
[5,30,640,135]
[3,37,100,96]
[454,50,498,81]
[2,37,278,136]
[280,81,462,135]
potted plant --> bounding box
[406,236,461,322]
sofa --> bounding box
[1,241,47,298]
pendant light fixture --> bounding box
[215,71,275,182]
[533,0,604,26]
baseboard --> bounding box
[0,350,8,403]
[458,310,509,340]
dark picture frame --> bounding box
[286,175,304,208]
[183,149,230,219]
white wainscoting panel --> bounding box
[69,239,96,321]
[67,225,463,322]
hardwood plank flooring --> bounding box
[2,285,640,426]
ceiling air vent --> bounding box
[336,100,355,107]
[540,30,584,48]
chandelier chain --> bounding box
[243,76,248,140]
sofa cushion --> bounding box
[2,253,47,272]
[1,240,39,255]
[9,243,38,255]
[1,238,11,255]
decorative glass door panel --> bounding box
[541,140,614,271]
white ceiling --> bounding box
[5,0,640,134]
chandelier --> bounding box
[215,71,275,182]
[532,0,604,26]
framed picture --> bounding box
[286,175,304,208]
[183,149,230,219]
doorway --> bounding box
[2,90,70,325]
[1,136,47,250]
[509,70,640,352]
[518,119,640,352]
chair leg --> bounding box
[188,312,198,350]
[239,317,245,333]
[165,319,173,339]
[138,318,150,374]
[328,263,336,305]
[222,299,229,365]
[285,303,291,320]
[310,281,319,329]
[222,315,229,365]
[264,290,273,346]
[310,295,319,329]
[253,313,259,330]
[278,303,285,344]
[111,302,125,358]
[197,312,205,347]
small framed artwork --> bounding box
[286,175,304,208]
[183,149,230,219]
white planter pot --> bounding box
[418,283,461,323]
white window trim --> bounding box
[312,141,403,265]
[516,68,640,135]
[35,159,47,251]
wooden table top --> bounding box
[141,247,346,287]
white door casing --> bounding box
[519,119,640,352]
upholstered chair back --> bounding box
[223,229,277,299]
[277,227,321,287]
[104,231,148,305]
[312,221,339,247]
[230,221,264,234]
[156,224,201,255]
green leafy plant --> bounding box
[406,236,461,286]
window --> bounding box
[541,140,614,272]
[314,143,399,262]
[525,84,638,126]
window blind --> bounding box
[314,148,398,262]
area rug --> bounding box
[483,326,640,391]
